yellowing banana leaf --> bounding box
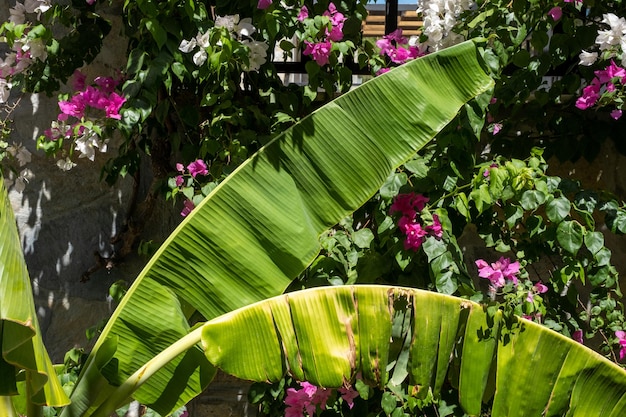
[64,40,494,417]
[201,285,626,417]
[0,180,70,413]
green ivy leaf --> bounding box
[469,184,492,214]
[378,216,394,234]
[557,220,584,255]
[355,379,370,400]
[145,18,167,49]
[352,229,374,249]
[584,231,604,255]
[504,204,523,228]
[403,159,428,178]
[606,209,626,234]
[526,215,545,238]
[595,247,612,267]
[546,196,571,223]
[380,172,408,199]
[520,189,546,211]
[454,193,470,221]
[381,391,397,415]
[391,408,406,417]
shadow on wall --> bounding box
[2,1,180,362]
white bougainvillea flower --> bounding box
[235,17,256,37]
[195,31,211,48]
[579,50,598,66]
[0,78,12,103]
[596,13,626,51]
[75,130,108,161]
[24,0,51,17]
[0,53,16,78]
[9,2,27,24]
[215,15,256,38]
[215,15,237,32]
[192,49,207,66]
[242,39,268,71]
[14,168,34,193]
[7,143,32,166]
[23,38,48,61]
[178,38,197,53]
[56,157,77,171]
[417,0,475,51]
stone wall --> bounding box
[2,3,255,416]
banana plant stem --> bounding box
[0,397,18,417]
[89,326,205,417]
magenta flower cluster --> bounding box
[301,3,346,66]
[174,159,208,217]
[575,60,625,120]
[284,381,358,417]
[616,330,626,360]
[475,257,521,288]
[44,70,126,141]
[390,193,443,251]
[376,29,424,73]
[60,70,125,121]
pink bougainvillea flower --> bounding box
[575,79,601,110]
[526,282,548,302]
[408,45,424,59]
[387,46,411,64]
[399,217,428,251]
[572,329,584,344]
[611,109,623,120]
[94,76,119,93]
[284,381,331,417]
[387,29,408,44]
[376,67,390,76]
[377,29,418,64]
[390,192,429,217]
[105,92,126,119]
[180,199,195,217]
[475,257,520,288]
[79,86,105,109]
[323,2,346,27]
[492,122,503,135]
[483,163,499,179]
[86,0,96,4]
[326,25,344,42]
[58,99,86,119]
[376,37,393,55]
[548,6,562,21]
[426,214,443,238]
[297,5,308,22]
[72,70,87,91]
[594,60,626,84]
[534,282,548,293]
[303,41,332,66]
[187,159,208,177]
[175,175,184,187]
[176,163,185,172]
[257,0,272,9]
[616,331,626,360]
[338,386,359,409]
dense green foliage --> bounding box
[3,0,626,416]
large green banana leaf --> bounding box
[60,40,493,417]
[201,285,626,416]
[0,179,70,415]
